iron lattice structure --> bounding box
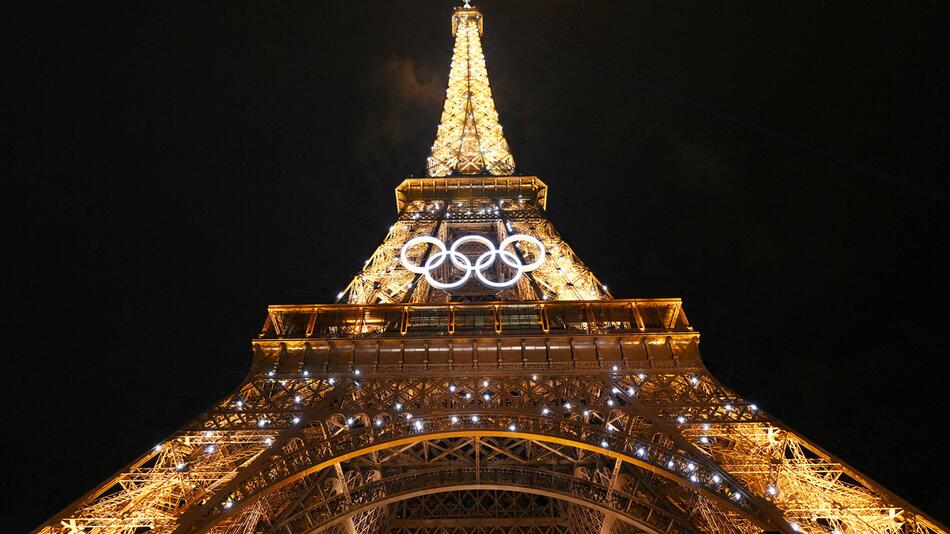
[426,5,514,177]
[37,3,945,534]
[341,177,610,304]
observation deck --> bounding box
[395,176,548,212]
[254,299,701,375]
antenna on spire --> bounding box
[463,0,472,7]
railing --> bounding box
[260,299,691,340]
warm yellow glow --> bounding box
[427,6,515,177]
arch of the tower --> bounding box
[373,489,636,534]
[180,412,771,533]
[268,472,683,533]
[203,434,763,534]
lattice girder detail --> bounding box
[427,6,514,177]
[39,357,944,534]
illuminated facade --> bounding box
[37,3,945,534]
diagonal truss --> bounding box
[426,5,515,177]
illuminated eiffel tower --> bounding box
[37,3,946,534]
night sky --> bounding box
[12,1,949,530]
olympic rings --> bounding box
[400,234,546,290]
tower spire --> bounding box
[426,3,516,177]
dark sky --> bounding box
[11,1,949,530]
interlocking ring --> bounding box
[400,234,546,290]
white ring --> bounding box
[399,234,546,290]
[423,250,472,289]
[400,236,447,274]
[499,234,545,271]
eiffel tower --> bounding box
[37,3,945,534]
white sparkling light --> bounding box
[294,395,302,403]
[600,440,609,448]
[264,437,273,445]
[449,384,457,392]
[636,447,646,457]
[336,291,344,299]
[471,415,480,423]
[508,424,517,431]
[607,399,615,406]
[451,416,459,423]
[414,420,423,431]
[541,408,550,415]
[354,369,361,376]
[176,462,186,470]
[676,416,687,424]
[563,402,571,410]
[292,417,301,424]
[395,403,403,410]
